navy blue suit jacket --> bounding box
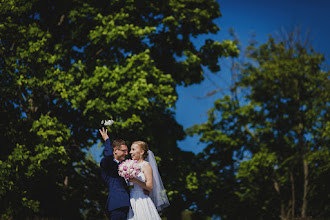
[100,139,130,212]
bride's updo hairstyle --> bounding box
[132,141,149,159]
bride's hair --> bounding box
[132,141,149,159]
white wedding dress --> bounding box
[127,161,161,220]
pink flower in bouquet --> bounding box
[118,159,141,179]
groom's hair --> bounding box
[112,139,126,149]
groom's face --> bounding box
[114,145,128,161]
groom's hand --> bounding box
[99,127,109,141]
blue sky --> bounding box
[176,0,330,153]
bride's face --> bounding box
[130,144,144,160]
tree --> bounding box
[188,29,330,219]
[0,0,238,218]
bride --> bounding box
[127,141,169,220]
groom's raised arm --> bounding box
[104,138,113,157]
[99,128,113,178]
[99,127,113,157]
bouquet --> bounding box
[118,159,141,188]
[101,119,114,127]
[118,159,141,179]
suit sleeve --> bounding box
[103,138,113,157]
[100,139,114,183]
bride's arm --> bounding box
[130,163,153,191]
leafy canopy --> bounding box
[0,0,238,218]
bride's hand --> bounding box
[143,189,150,196]
[129,178,137,183]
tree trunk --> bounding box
[274,178,286,220]
[301,158,308,217]
[62,176,69,201]
[290,171,295,219]
[297,120,308,217]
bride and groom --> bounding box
[99,128,169,220]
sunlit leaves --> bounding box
[186,172,199,191]
[68,49,176,126]
[89,13,156,44]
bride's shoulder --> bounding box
[142,161,151,169]
[143,161,150,166]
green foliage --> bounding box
[186,172,199,191]
[237,148,277,182]
[188,33,330,219]
[0,0,238,218]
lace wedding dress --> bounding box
[127,161,161,220]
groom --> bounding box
[99,127,130,220]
